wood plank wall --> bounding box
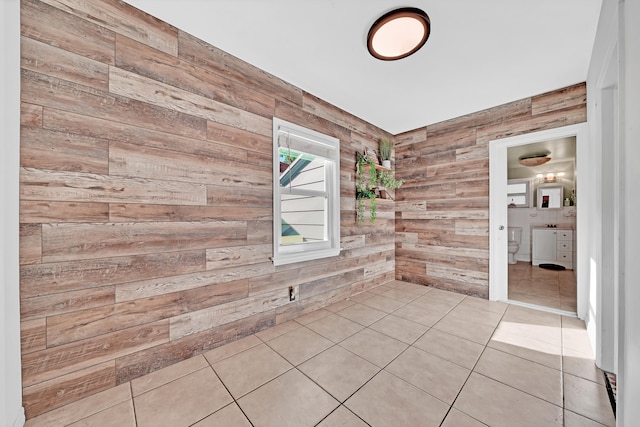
[394,83,587,297]
[18,0,395,418]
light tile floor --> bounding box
[509,262,577,312]
[25,280,615,427]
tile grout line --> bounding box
[201,351,256,427]
[436,296,507,426]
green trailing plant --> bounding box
[378,138,393,161]
[377,170,404,191]
[356,153,378,223]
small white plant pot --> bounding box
[382,160,391,169]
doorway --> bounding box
[506,137,577,312]
[489,123,588,319]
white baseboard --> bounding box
[11,407,25,427]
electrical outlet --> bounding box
[288,286,297,302]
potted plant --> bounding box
[378,138,393,168]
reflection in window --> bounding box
[272,118,340,265]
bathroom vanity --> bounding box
[532,226,574,269]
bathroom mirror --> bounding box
[537,185,563,209]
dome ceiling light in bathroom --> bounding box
[518,153,552,167]
[367,7,431,61]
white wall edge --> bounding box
[2,0,25,425]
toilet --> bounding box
[507,227,522,264]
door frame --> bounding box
[489,123,589,319]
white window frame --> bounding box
[272,118,340,266]
[507,178,532,208]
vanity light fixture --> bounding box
[367,7,431,61]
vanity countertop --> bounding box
[531,224,574,230]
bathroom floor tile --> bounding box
[305,313,364,343]
[488,319,562,370]
[441,408,488,427]
[340,328,408,368]
[393,301,450,326]
[67,400,135,427]
[203,335,262,365]
[563,373,616,427]
[379,288,421,303]
[267,326,333,365]
[433,313,497,345]
[360,294,405,313]
[563,409,611,427]
[413,328,485,370]
[447,304,503,328]
[369,314,429,344]
[458,295,508,314]
[212,343,292,398]
[345,370,449,427]
[133,367,232,427]
[238,369,339,427]
[336,303,387,326]
[316,406,369,427]
[454,373,563,427]
[385,346,471,404]
[474,347,563,406]
[191,403,251,427]
[298,345,379,402]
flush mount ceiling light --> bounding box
[518,153,552,167]
[367,7,431,61]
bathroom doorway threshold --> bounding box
[504,299,577,317]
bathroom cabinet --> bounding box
[532,228,573,269]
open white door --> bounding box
[489,142,508,301]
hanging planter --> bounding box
[356,153,378,223]
[356,147,404,223]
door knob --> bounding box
[498,225,504,230]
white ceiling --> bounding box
[124,0,602,135]
[507,136,576,178]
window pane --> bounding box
[278,148,325,192]
[280,194,327,245]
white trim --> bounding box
[489,124,588,321]
[2,0,25,425]
[272,118,341,266]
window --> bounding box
[272,118,340,266]
[507,178,532,207]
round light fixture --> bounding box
[518,154,552,167]
[367,7,431,61]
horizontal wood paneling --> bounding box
[20,200,109,224]
[20,0,396,417]
[39,0,179,56]
[41,221,245,262]
[395,83,586,297]
[21,36,110,90]
[21,168,208,206]
[21,320,169,388]
[21,126,109,174]
[114,311,275,384]
[22,361,116,419]
[21,250,205,299]
[20,0,116,64]
[115,34,276,119]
